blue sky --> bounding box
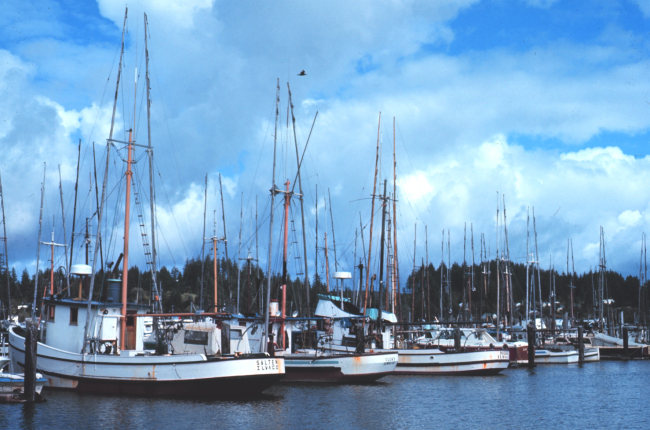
[2,0,650,292]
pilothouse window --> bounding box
[70,307,78,325]
[184,330,209,345]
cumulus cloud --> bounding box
[3,0,650,283]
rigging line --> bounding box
[246,92,279,212]
[155,210,178,268]
[153,158,189,260]
[149,60,197,243]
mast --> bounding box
[503,195,513,327]
[144,13,160,311]
[328,188,338,290]
[263,79,280,352]
[119,54,138,350]
[69,140,81,290]
[470,223,474,322]
[496,192,500,340]
[287,83,310,317]
[0,173,10,316]
[83,8,127,353]
[236,192,243,313]
[58,166,70,293]
[281,180,291,348]
[533,208,542,324]
[440,230,444,321]
[358,213,365,307]
[364,113,381,315]
[315,186,318,288]
[378,180,387,326]
[426,225,430,321]
[526,207,530,324]
[571,239,575,325]
[213,212,218,312]
[200,174,207,309]
[392,118,400,321]
[92,143,103,271]
[32,163,46,319]
[412,223,416,320]
[218,173,230,306]
[324,233,330,292]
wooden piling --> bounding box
[623,327,629,356]
[24,320,38,402]
[527,324,536,367]
[578,325,584,363]
[453,327,461,350]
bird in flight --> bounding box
[298,70,306,76]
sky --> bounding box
[2,0,650,291]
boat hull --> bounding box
[9,327,284,397]
[386,349,509,375]
[282,351,398,383]
[534,350,579,364]
[0,373,47,394]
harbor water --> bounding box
[2,360,647,429]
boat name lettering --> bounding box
[256,359,279,371]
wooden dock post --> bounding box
[578,325,584,363]
[454,327,461,350]
[623,327,629,356]
[527,324,535,367]
[24,320,38,402]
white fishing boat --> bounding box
[8,300,284,396]
[312,295,510,375]
[416,328,528,366]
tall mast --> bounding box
[463,223,467,320]
[69,140,81,291]
[32,163,46,319]
[218,173,230,305]
[119,39,138,350]
[287,83,311,318]
[315,185,318,287]
[470,223,474,322]
[200,175,207,309]
[571,239,575,325]
[412,223,416,320]
[263,79,280,352]
[0,173,10,316]
[144,13,160,311]
[526,207,530,324]
[83,8,127,353]
[496,192,500,340]
[236,192,243,313]
[377,180,387,326]
[364,113,381,315]
[58,166,70,293]
[392,118,400,321]
[281,180,291,348]
[328,188,338,289]
[440,229,444,321]
[324,233,330,292]
[426,225,430,322]
[533,208,542,324]
[503,195,513,327]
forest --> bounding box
[0,254,647,325]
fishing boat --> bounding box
[417,328,528,366]
[8,9,285,397]
[312,295,510,375]
[235,301,399,383]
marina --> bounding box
[2,2,650,428]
